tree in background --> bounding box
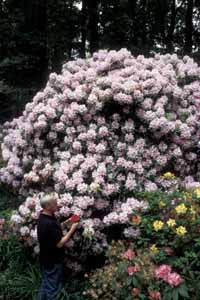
[0,0,199,123]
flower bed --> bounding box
[86,188,200,299]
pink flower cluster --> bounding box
[103,197,148,225]
[155,264,184,287]
[148,290,161,300]
[122,248,135,260]
[1,49,200,269]
[127,264,140,275]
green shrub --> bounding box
[0,232,88,300]
[0,227,41,300]
[60,278,89,300]
[0,264,41,300]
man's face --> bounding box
[47,199,58,213]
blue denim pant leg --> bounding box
[37,263,64,300]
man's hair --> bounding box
[40,193,56,209]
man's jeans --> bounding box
[37,263,64,300]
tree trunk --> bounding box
[127,0,138,47]
[33,0,48,82]
[0,0,4,59]
[87,0,99,54]
[184,0,194,54]
[157,0,168,42]
[166,0,176,52]
[80,0,87,58]
[141,0,147,46]
[0,0,2,15]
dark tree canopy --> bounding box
[0,0,199,123]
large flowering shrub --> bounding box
[1,49,200,269]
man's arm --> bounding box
[56,223,79,248]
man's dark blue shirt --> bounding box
[37,213,65,268]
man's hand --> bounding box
[61,215,81,230]
[70,222,79,231]
[61,217,71,230]
[57,222,79,248]
[70,214,80,222]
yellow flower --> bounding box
[167,218,176,227]
[194,188,200,198]
[183,192,192,201]
[153,220,164,231]
[162,172,176,180]
[150,244,158,253]
[176,226,187,236]
[190,206,196,214]
[159,201,166,208]
[175,203,187,214]
[189,206,196,220]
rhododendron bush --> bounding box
[1,49,200,269]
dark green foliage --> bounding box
[0,183,21,211]
[0,209,88,300]
[0,232,88,300]
[0,230,41,300]
[60,278,89,300]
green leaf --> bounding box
[178,284,189,298]
[117,261,127,273]
[139,294,147,300]
[125,296,133,300]
[163,292,172,300]
[132,276,139,286]
[172,288,179,300]
[126,277,132,286]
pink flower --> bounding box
[122,249,135,260]
[127,265,140,275]
[148,290,161,299]
[155,264,172,280]
[132,288,140,296]
[167,272,184,287]
[155,265,184,287]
